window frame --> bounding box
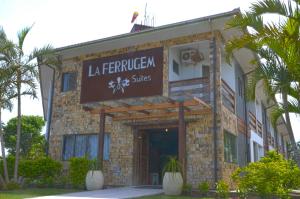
[62,133,110,161]
[61,72,77,92]
[224,130,237,163]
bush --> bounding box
[69,157,91,189]
[198,181,210,196]
[216,180,229,199]
[18,157,62,187]
[0,155,16,179]
[5,181,20,190]
[232,151,300,199]
[182,183,192,195]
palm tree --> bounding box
[0,26,17,186]
[225,0,300,165]
[0,66,15,187]
[0,25,57,182]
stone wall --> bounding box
[186,115,215,187]
[220,105,239,188]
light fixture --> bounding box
[165,128,168,133]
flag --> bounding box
[131,11,139,23]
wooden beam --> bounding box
[90,99,202,114]
[118,102,150,115]
[192,96,211,109]
[178,102,186,183]
[98,109,105,168]
[113,109,211,121]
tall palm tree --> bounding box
[225,0,300,165]
[0,66,15,186]
[0,25,57,182]
[0,26,17,185]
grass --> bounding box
[138,195,212,199]
[0,188,79,199]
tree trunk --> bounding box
[0,107,9,183]
[13,81,22,182]
[0,173,6,189]
[282,92,300,167]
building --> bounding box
[39,9,292,187]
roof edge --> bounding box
[55,8,240,52]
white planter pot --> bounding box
[85,170,104,190]
[162,172,183,195]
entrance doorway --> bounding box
[135,127,178,185]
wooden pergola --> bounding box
[83,96,211,180]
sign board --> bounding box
[80,47,163,103]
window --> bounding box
[62,134,110,160]
[202,65,210,78]
[172,60,179,75]
[253,141,263,162]
[62,72,77,92]
[238,77,243,97]
[224,131,237,163]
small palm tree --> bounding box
[0,25,58,182]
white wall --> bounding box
[221,59,236,92]
[169,41,210,81]
[255,100,263,123]
[250,130,264,162]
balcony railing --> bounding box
[169,77,210,103]
[221,79,235,113]
[248,112,257,133]
[257,121,263,137]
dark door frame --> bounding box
[132,124,180,185]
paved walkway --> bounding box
[29,187,163,199]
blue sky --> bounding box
[0,0,299,141]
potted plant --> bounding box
[162,156,183,195]
[85,159,104,190]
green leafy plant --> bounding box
[89,158,101,171]
[18,157,62,187]
[216,180,229,199]
[232,151,300,199]
[198,181,210,196]
[0,155,16,179]
[162,156,182,174]
[182,183,192,195]
[5,181,20,190]
[69,157,91,189]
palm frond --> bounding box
[271,100,300,126]
[17,25,32,52]
[250,0,297,19]
[28,44,60,70]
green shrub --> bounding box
[5,181,20,190]
[19,157,62,179]
[0,155,15,179]
[198,181,210,196]
[69,157,91,189]
[232,151,300,199]
[216,180,229,199]
[182,183,192,195]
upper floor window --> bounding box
[224,130,237,163]
[238,77,243,97]
[172,60,179,75]
[202,65,210,78]
[62,72,77,92]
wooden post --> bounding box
[178,102,186,182]
[98,109,105,168]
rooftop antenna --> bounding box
[144,3,148,26]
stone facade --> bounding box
[49,31,240,188]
